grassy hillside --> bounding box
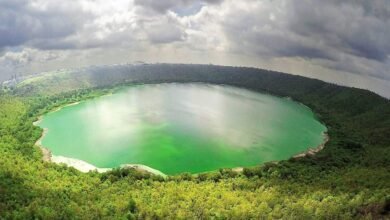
[0,64,389,219]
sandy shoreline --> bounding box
[34,128,51,162]
[231,132,329,172]
[51,101,80,113]
[49,155,166,176]
[293,132,329,159]
[33,101,83,162]
[33,114,51,161]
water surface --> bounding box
[38,83,326,174]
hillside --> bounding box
[0,64,389,219]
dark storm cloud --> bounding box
[0,0,92,50]
[0,0,31,48]
[286,0,390,62]
[220,0,390,79]
[286,0,390,78]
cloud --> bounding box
[143,14,187,44]
[0,0,389,93]
[286,0,390,62]
[0,0,93,50]
[187,0,390,80]
[133,0,223,14]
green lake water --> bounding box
[38,83,327,174]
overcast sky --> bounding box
[1,0,389,97]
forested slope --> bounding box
[0,64,389,219]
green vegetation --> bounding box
[1,64,389,219]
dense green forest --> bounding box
[1,64,389,219]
